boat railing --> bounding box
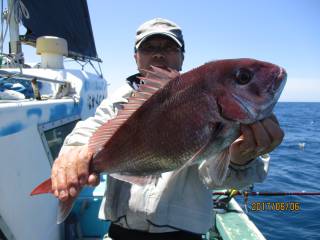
[0,69,66,84]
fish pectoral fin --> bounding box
[109,173,160,186]
[57,196,77,224]
[30,178,52,196]
[203,147,231,186]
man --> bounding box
[52,18,284,239]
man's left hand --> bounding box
[229,114,284,166]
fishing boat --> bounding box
[0,1,265,239]
[0,0,107,239]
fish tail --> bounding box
[57,197,76,224]
[31,178,78,223]
[30,178,52,195]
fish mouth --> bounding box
[272,67,287,102]
[259,67,287,119]
[277,67,287,84]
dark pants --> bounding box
[108,223,203,240]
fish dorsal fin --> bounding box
[88,66,180,154]
[141,66,180,83]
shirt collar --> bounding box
[126,73,142,90]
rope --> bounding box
[14,0,29,23]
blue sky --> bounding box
[22,0,320,101]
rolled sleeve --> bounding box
[199,154,270,189]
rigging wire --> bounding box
[1,0,103,75]
[0,0,12,57]
[1,0,4,54]
[0,0,29,66]
[64,57,104,78]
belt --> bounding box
[108,223,203,240]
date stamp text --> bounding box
[250,201,301,211]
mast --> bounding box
[7,0,23,64]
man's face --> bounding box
[134,35,184,76]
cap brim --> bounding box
[135,32,182,50]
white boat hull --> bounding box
[0,68,107,240]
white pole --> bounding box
[7,0,23,63]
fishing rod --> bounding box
[212,189,320,213]
[212,190,320,196]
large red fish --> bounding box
[31,58,287,223]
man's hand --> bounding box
[230,114,284,166]
[51,145,100,201]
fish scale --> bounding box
[95,85,218,175]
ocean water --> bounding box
[237,102,320,240]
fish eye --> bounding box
[235,68,253,85]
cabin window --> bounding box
[42,119,79,162]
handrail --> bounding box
[0,69,66,84]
